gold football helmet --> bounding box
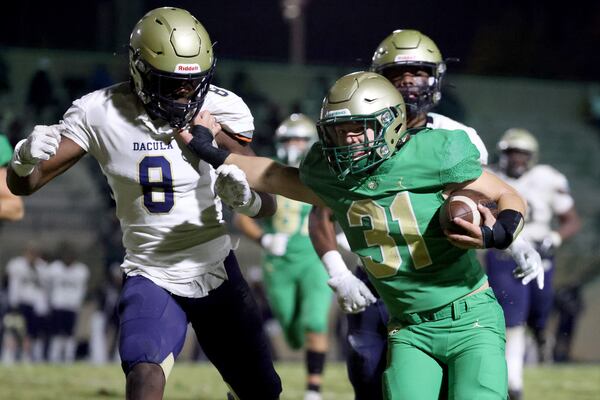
[275,113,318,167]
[129,7,215,128]
[497,128,539,177]
[371,29,445,116]
[317,71,406,179]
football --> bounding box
[439,189,498,234]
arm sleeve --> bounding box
[551,170,575,214]
[60,98,94,153]
[203,86,254,141]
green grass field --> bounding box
[0,362,599,399]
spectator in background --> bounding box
[26,58,58,123]
[486,128,582,400]
[47,244,89,363]
[2,244,48,363]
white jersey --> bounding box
[427,112,488,165]
[60,83,254,297]
[6,256,49,315]
[47,260,89,311]
[490,165,574,242]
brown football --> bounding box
[439,189,498,234]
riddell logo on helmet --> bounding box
[174,64,201,73]
[395,55,417,61]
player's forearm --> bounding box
[309,206,338,257]
[0,195,24,221]
[7,166,44,195]
[225,153,324,206]
[557,208,581,241]
[496,191,526,215]
[233,213,264,242]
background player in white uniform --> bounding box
[485,128,581,400]
[7,7,281,400]
[2,244,48,363]
[46,246,89,363]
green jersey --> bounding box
[300,128,486,319]
[262,195,320,269]
[0,134,12,167]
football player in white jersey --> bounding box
[307,30,541,400]
[485,128,581,400]
[2,244,48,363]
[46,246,89,363]
[7,7,281,400]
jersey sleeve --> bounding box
[0,134,13,167]
[550,169,575,214]
[203,86,254,142]
[439,130,483,185]
[60,96,95,153]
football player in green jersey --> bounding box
[0,134,24,221]
[309,29,542,400]
[234,114,332,400]
[179,71,528,399]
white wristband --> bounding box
[235,190,262,217]
[10,139,36,177]
[321,250,350,278]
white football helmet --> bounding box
[497,128,539,177]
[275,113,318,167]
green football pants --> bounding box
[263,260,332,350]
[383,288,508,400]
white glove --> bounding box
[11,125,62,176]
[260,233,289,256]
[322,250,376,313]
[508,236,544,290]
[214,164,261,216]
[336,232,351,252]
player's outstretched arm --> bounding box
[215,128,276,218]
[176,115,324,206]
[7,125,86,196]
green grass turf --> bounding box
[0,362,598,399]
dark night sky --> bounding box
[2,0,600,81]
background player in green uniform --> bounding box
[0,134,24,221]
[234,114,332,400]
[178,71,527,399]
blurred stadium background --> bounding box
[0,0,599,398]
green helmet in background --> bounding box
[371,29,446,116]
[275,113,318,167]
[497,128,539,177]
[129,7,215,128]
[317,71,407,180]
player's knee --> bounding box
[126,362,166,394]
